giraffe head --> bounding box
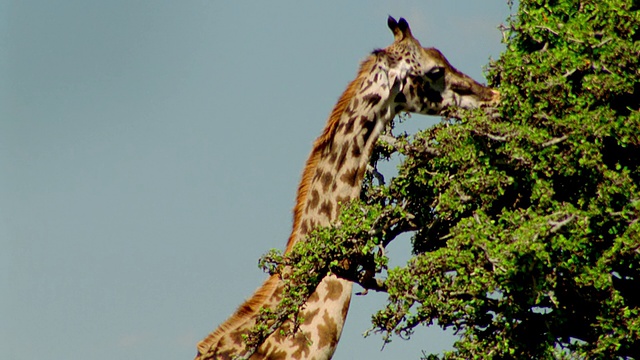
[381,16,500,115]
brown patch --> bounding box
[299,220,308,235]
[361,117,376,143]
[308,219,317,231]
[229,329,244,346]
[339,167,359,188]
[318,201,333,219]
[327,151,337,165]
[307,189,320,211]
[255,341,288,360]
[316,311,339,349]
[361,79,374,92]
[308,289,320,303]
[351,143,362,158]
[358,115,371,127]
[272,288,283,303]
[336,195,350,207]
[323,279,344,301]
[272,328,286,344]
[290,332,311,360]
[363,93,382,107]
[334,145,349,172]
[320,171,333,193]
[301,308,321,326]
[214,349,235,360]
[342,118,355,136]
[341,296,351,319]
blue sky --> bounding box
[2,1,513,359]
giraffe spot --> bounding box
[228,329,247,348]
[318,200,333,219]
[342,118,355,135]
[339,167,359,187]
[350,143,361,158]
[335,145,349,171]
[273,287,283,303]
[323,279,344,301]
[316,310,339,349]
[290,332,311,360]
[328,151,337,165]
[257,340,288,360]
[299,220,309,235]
[307,189,320,211]
[363,93,381,107]
[358,115,371,126]
[344,104,356,117]
[336,195,350,207]
[312,168,323,182]
[359,116,376,143]
[320,171,333,193]
[340,296,351,319]
[361,79,373,92]
[272,328,286,344]
[216,349,235,360]
[301,308,320,326]
[308,290,320,303]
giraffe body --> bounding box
[196,17,499,360]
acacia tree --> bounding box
[258,0,640,358]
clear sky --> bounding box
[2,1,514,359]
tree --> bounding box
[260,0,640,358]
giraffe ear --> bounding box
[388,16,414,42]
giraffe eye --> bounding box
[425,66,445,81]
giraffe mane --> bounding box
[285,54,378,253]
[196,274,281,355]
[196,53,381,357]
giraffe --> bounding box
[196,16,500,360]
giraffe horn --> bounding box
[388,16,414,42]
[387,16,401,41]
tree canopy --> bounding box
[258,0,640,358]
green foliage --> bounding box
[259,0,640,358]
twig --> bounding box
[541,135,568,147]
[548,214,576,233]
[366,164,385,185]
[593,37,612,48]
[378,134,397,148]
[536,25,560,36]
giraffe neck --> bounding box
[287,54,398,252]
[196,54,398,360]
